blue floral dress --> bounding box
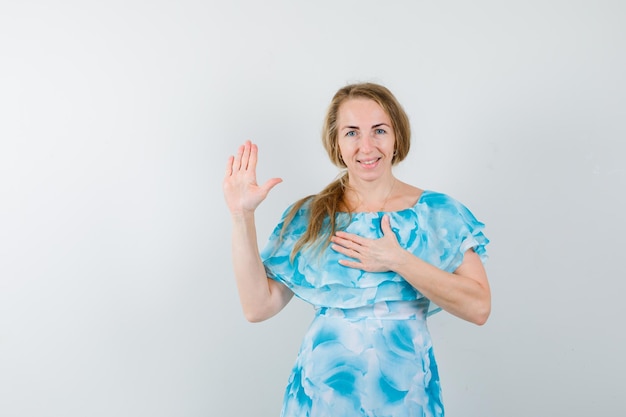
[261,191,489,417]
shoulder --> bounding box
[263,197,312,253]
[417,190,483,224]
[419,190,464,210]
[390,182,422,211]
[273,196,313,235]
[390,183,465,212]
[285,196,313,219]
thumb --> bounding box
[380,214,393,235]
[261,177,283,194]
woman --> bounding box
[223,83,491,417]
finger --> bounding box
[233,144,244,171]
[240,140,252,171]
[261,177,283,194]
[224,155,234,177]
[380,214,393,235]
[338,258,363,269]
[335,231,367,246]
[331,235,359,251]
[331,243,361,259]
[248,143,259,173]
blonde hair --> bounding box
[282,83,411,259]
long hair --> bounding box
[283,83,411,259]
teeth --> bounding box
[361,159,378,165]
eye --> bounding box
[345,130,357,137]
[374,128,386,135]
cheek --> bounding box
[388,138,397,156]
[337,141,349,157]
[336,142,348,164]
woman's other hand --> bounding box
[223,140,282,216]
[330,214,402,272]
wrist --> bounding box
[389,248,416,274]
[230,209,256,223]
[387,247,405,272]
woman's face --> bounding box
[336,98,396,183]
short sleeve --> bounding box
[444,197,489,273]
[418,192,489,317]
[261,192,488,314]
[259,203,308,290]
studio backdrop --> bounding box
[1,1,624,416]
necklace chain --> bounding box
[378,179,396,211]
[351,179,396,212]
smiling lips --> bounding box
[358,157,382,168]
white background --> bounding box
[1,1,625,416]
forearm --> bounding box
[231,212,291,322]
[391,249,491,325]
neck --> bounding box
[344,176,397,212]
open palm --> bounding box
[223,140,282,215]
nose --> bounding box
[360,134,375,153]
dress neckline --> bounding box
[338,190,430,216]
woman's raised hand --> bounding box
[223,141,282,216]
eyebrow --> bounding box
[340,123,390,131]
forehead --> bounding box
[337,98,391,124]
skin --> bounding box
[338,98,397,194]
[223,99,491,325]
[332,99,490,325]
[223,141,293,322]
[331,216,491,324]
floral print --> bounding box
[261,191,488,417]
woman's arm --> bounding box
[223,141,293,322]
[390,246,490,325]
[330,215,490,325]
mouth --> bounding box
[357,157,382,168]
